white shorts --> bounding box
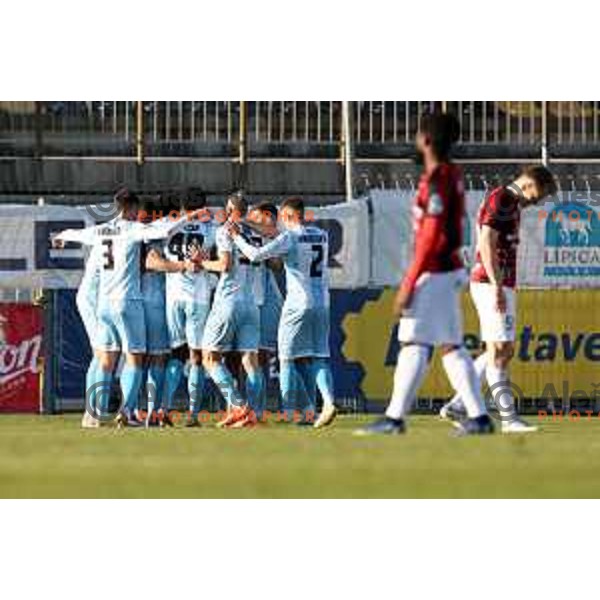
[398,269,467,346]
[470,282,516,343]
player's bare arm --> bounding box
[231,229,292,264]
[478,225,507,313]
[225,221,241,238]
[50,235,65,250]
[392,285,412,320]
[145,247,199,274]
[201,250,232,273]
[266,257,283,272]
[187,244,210,265]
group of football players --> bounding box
[55,112,558,437]
[54,189,338,430]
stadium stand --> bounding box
[1,101,600,203]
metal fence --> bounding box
[2,101,599,161]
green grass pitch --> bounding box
[0,414,599,498]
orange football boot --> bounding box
[216,405,250,429]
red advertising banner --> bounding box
[0,304,43,412]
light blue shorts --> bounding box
[76,295,98,349]
[166,300,210,351]
[202,301,259,353]
[259,298,282,352]
[144,301,170,355]
[96,299,146,354]
[278,304,330,360]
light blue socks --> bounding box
[85,355,99,415]
[92,366,113,418]
[121,364,144,415]
[280,360,309,420]
[188,364,205,416]
[313,358,336,409]
[164,358,184,411]
[297,360,317,417]
[246,368,266,418]
[207,362,244,409]
[146,362,165,418]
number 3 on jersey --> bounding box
[102,239,114,270]
[310,244,324,277]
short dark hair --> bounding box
[136,195,159,222]
[138,195,154,213]
[419,113,461,160]
[253,200,279,223]
[281,197,305,219]
[522,165,558,198]
[160,191,183,213]
[114,187,139,212]
[227,191,248,216]
[182,187,207,210]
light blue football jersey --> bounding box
[233,224,330,309]
[213,223,262,305]
[94,219,146,301]
[56,216,181,302]
[164,219,217,304]
[76,243,102,343]
[78,243,101,310]
[264,268,283,308]
[252,232,273,308]
[141,241,166,305]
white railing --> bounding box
[1,101,600,162]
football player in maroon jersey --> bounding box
[357,113,493,436]
[440,165,557,432]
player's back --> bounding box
[96,218,144,302]
[284,224,330,309]
[214,222,261,306]
[471,186,521,288]
[141,241,166,305]
[164,219,216,304]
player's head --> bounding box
[512,165,558,206]
[225,191,248,222]
[114,187,140,221]
[156,191,176,214]
[181,187,207,211]
[137,196,156,224]
[416,113,461,164]
[280,197,304,228]
[249,201,279,234]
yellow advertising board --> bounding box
[342,289,600,407]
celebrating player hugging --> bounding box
[53,112,556,438]
[54,189,193,427]
[226,196,337,429]
[53,187,336,430]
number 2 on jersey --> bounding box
[310,244,324,277]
